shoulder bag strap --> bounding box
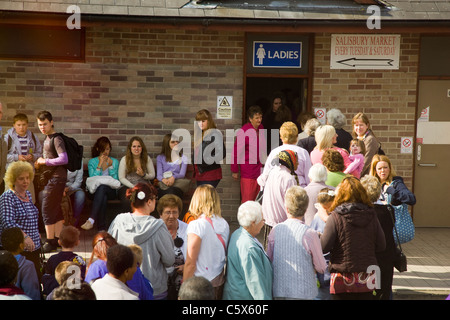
[204,217,227,252]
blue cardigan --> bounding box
[88,156,120,180]
[223,227,273,300]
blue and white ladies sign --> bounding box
[253,41,302,68]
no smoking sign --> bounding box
[314,107,327,124]
[401,137,413,154]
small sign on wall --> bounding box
[217,96,232,119]
[314,107,327,124]
[401,137,413,154]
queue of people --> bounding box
[0,106,416,301]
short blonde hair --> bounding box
[315,125,336,150]
[285,186,309,218]
[189,184,221,218]
[360,175,382,203]
[279,121,298,144]
[128,244,143,265]
[4,161,34,190]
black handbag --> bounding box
[389,205,407,272]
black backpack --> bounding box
[51,133,84,172]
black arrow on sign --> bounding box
[337,58,395,67]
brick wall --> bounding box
[312,33,419,188]
[0,27,420,220]
[0,27,245,221]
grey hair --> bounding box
[308,163,328,183]
[237,201,263,228]
[285,186,309,218]
[304,118,321,136]
[327,108,347,129]
[360,175,382,203]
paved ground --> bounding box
[45,225,450,300]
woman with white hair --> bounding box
[327,108,353,152]
[310,124,351,169]
[223,201,272,300]
[303,163,335,226]
[267,186,327,300]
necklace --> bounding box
[14,190,28,201]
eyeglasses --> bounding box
[162,210,179,216]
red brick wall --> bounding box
[0,27,245,221]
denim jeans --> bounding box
[70,189,86,227]
[88,184,117,230]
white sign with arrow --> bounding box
[330,34,400,70]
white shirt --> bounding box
[186,215,229,281]
[91,274,139,300]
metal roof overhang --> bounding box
[1,10,450,34]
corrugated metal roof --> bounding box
[0,0,449,21]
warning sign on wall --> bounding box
[217,96,232,119]
[330,34,400,70]
[401,137,413,154]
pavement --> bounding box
[45,224,450,300]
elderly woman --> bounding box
[257,149,298,248]
[108,182,175,300]
[360,175,396,300]
[223,201,272,300]
[310,124,351,170]
[267,186,327,300]
[297,117,320,154]
[304,163,334,226]
[352,112,382,176]
[262,121,311,187]
[321,176,386,300]
[322,149,349,187]
[157,194,188,300]
[183,184,229,299]
[327,108,353,152]
[0,161,41,279]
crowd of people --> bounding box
[0,102,417,300]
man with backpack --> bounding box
[35,110,69,253]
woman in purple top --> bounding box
[156,133,188,200]
[35,111,68,253]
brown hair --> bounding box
[87,231,117,269]
[350,138,366,155]
[91,136,112,158]
[330,176,373,212]
[322,149,345,172]
[369,154,397,184]
[126,182,158,210]
[58,226,80,249]
[125,136,148,175]
[157,194,183,215]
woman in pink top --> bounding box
[310,125,351,170]
[231,105,266,203]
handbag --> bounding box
[387,192,415,245]
[388,205,407,272]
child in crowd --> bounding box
[310,187,335,300]
[127,244,154,300]
[41,226,86,296]
[46,261,82,300]
[0,227,41,300]
[84,231,117,284]
[4,113,42,202]
[344,139,366,179]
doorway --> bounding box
[414,79,450,227]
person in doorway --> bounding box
[231,105,266,203]
[35,110,68,253]
[262,92,291,152]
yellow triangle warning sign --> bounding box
[219,97,230,107]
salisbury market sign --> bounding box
[330,34,400,70]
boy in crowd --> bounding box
[41,226,86,296]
